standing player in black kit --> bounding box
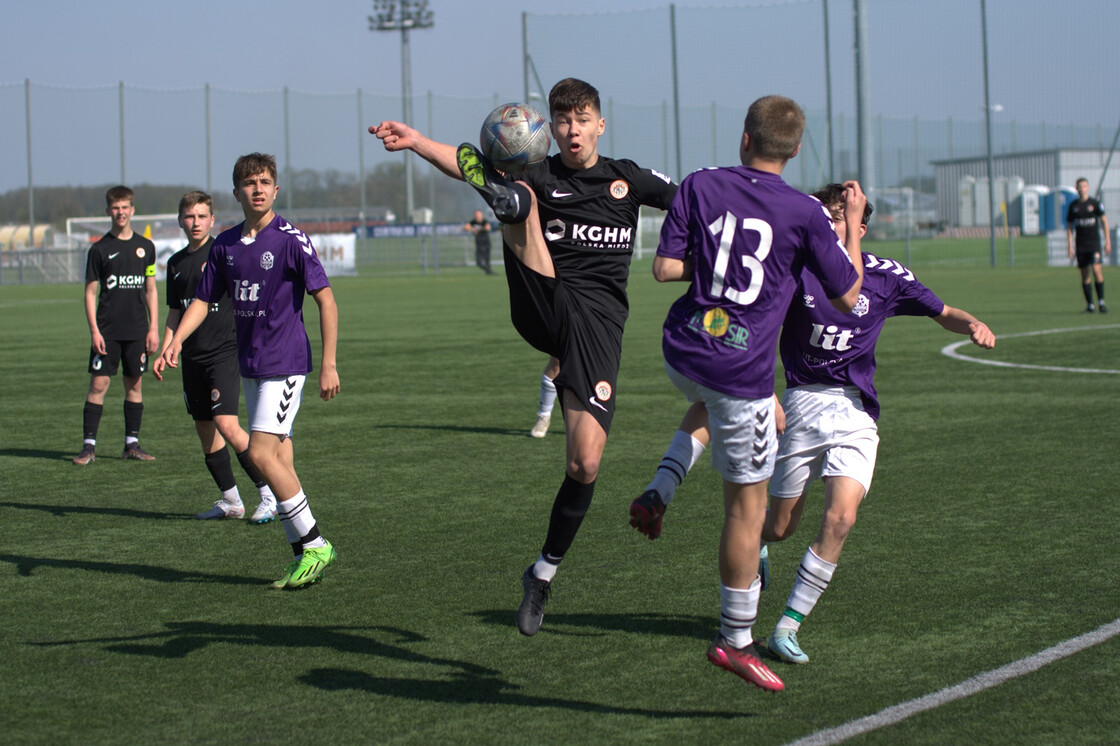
[73,185,160,465]
[373,78,677,635]
[1066,177,1112,312]
[153,191,277,523]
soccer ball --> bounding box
[479,102,550,174]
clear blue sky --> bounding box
[4,0,1115,119]
[2,0,1116,193]
[2,1,719,96]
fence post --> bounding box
[427,89,438,276]
[284,86,292,214]
[26,78,34,255]
[358,87,366,232]
[119,81,126,184]
[205,83,212,195]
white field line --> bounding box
[942,323,1120,374]
[784,618,1120,746]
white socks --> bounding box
[532,555,558,582]
[776,547,837,632]
[720,577,762,649]
[646,430,706,504]
[538,374,557,418]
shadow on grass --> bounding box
[468,610,716,640]
[0,553,266,585]
[0,447,78,461]
[301,667,749,719]
[0,501,188,520]
[367,423,531,438]
[32,622,498,677]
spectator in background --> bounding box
[1066,177,1111,312]
[464,209,494,275]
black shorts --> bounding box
[181,354,241,421]
[89,338,147,377]
[503,246,623,434]
[1076,250,1102,268]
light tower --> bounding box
[370,0,434,223]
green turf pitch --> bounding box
[2,254,1118,744]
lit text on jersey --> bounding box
[808,323,855,352]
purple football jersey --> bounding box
[659,166,858,400]
[781,253,944,420]
[195,214,330,378]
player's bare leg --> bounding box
[248,431,300,501]
[763,490,809,542]
[85,374,111,406]
[214,414,275,522]
[562,400,606,486]
[501,188,555,279]
[811,476,865,564]
[721,480,768,588]
[768,476,865,664]
[707,478,783,691]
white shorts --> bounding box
[243,375,306,438]
[666,362,777,484]
[770,384,879,499]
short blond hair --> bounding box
[744,96,805,161]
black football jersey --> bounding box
[519,154,677,321]
[1067,198,1106,252]
[84,232,156,340]
[165,238,236,365]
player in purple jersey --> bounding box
[152,191,276,524]
[1066,177,1111,312]
[74,185,160,465]
[158,154,341,590]
[373,78,678,636]
[634,184,995,667]
[649,96,867,692]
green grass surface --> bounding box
[2,251,1118,744]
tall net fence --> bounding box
[2,0,1118,281]
[525,0,1117,190]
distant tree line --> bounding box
[0,162,483,227]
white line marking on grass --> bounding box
[783,618,1120,746]
[942,323,1120,374]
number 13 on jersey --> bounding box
[709,211,772,306]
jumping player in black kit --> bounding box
[153,191,277,523]
[1066,177,1112,312]
[373,78,677,635]
[73,185,160,465]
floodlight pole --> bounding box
[370,0,434,224]
[853,0,874,198]
[822,0,834,183]
[981,0,997,267]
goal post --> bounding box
[66,213,186,279]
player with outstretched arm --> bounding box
[633,183,995,667]
[373,78,677,636]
